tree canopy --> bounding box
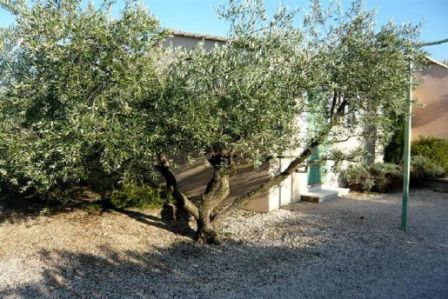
[0,0,166,195]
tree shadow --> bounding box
[110,207,196,239]
[0,186,103,224]
[0,195,196,242]
[2,233,447,299]
[0,196,56,224]
[0,241,327,299]
[1,192,448,298]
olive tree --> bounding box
[157,0,423,244]
[0,0,165,196]
[0,0,423,244]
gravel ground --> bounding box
[0,189,447,298]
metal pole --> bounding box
[401,59,413,231]
[399,37,447,232]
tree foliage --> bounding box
[0,0,166,195]
[162,1,306,165]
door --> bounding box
[307,146,323,186]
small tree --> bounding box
[156,0,423,243]
[0,0,165,196]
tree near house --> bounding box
[158,0,308,242]
[0,0,423,245]
[0,0,166,196]
[157,0,424,244]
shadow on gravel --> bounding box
[0,196,56,224]
[0,241,325,299]
[1,235,447,298]
[111,207,197,239]
[1,191,448,298]
[0,186,107,224]
[0,198,196,240]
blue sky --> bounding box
[1,0,447,60]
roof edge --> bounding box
[170,30,228,42]
[165,33,448,69]
[425,56,448,70]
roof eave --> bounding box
[425,56,448,70]
[170,30,228,43]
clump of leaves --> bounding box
[39,207,51,216]
[342,164,375,192]
[110,183,172,209]
[369,163,402,192]
[0,0,166,197]
[82,203,103,215]
[342,163,401,192]
[411,155,445,186]
[412,137,448,173]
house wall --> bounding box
[412,60,448,140]
[325,135,363,187]
[164,32,226,51]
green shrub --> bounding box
[369,163,402,192]
[411,155,445,186]
[412,137,448,173]
[342,164,375,192]
[110,183,171,209]
[342,163,402,192]
[82,203,103,215]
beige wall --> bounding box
[413,60,448,140]
[164,32,225,51]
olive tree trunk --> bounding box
[156,154,199,220]
[196,162,230,244]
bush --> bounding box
[343,156,446,192]
[369,163,402,192]
[82,203,103,215]
[342,163,401,192]
[412,137,448,173]
[110,183,172,209]
[342,164,375,192]
[411,155,445,186]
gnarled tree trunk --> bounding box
[209,100,347,226]
[156,153,232,244]
[156,154,199,221]
[196,154,231,244]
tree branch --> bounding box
[329,90,338,117]
[212,100,347,222]
[156,154,199,220]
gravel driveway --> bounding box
[1,189,447,298]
